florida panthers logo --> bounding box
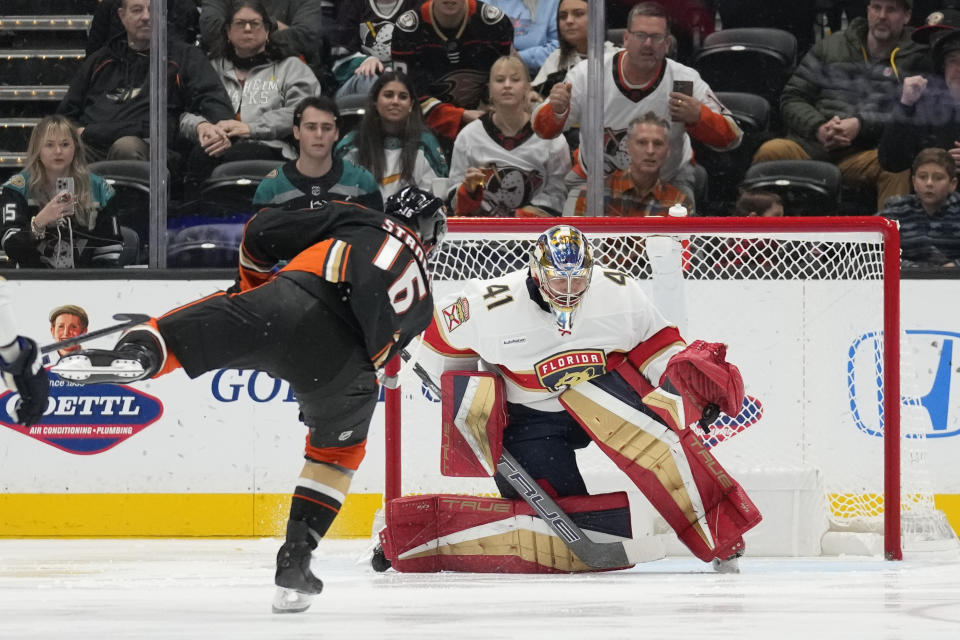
[479,165,544,217]
[535,349,607,391]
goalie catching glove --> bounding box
[662,340,744,425]
[0,337,49,426]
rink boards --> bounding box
[0,276,958,540]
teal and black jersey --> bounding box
[252,158,383,211]
[0,170,123,268]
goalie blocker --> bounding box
[382,356,761,572]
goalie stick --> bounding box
[41,313,150,355]
[398,350,632,570]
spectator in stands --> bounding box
[572,112,692,216]
[86,0,199,54]
[180,0,321,200]
[253,96,382,210]
[532,2,741,207]
[751,0,930,212]
[58,0,235,165]
[391,0,514,145]
[332,0,422,99]
[608,0,715,65]
[733,190,785,217]
[879,9,960,172]
[879,147,960,267]
[449,56,570,217]
[47,304,89,363]
[199,0,323,63]
[335,71,449,200]
[485,0,560,75]
[531,0,620,97]
[0,116,123,269]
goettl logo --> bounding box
[0,372,163,454]
[848,330,960,439]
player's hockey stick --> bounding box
[41,313,151,355]
[399,350,632,570]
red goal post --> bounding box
[385,216,912,559]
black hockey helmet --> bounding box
[384,186,448,252]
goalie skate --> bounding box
[711,547,745,574]
[52,350,148,383]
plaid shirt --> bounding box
[573,170,693,216]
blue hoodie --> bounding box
[486,0,560,73]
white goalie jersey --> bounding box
[419,266,686,412]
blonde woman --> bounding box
[449,56,571,217]
[0,115,122,268]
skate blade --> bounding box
[711,556,741,574]
[51,357,144,382]
[272,587,313,614]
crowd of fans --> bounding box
[1,0,959,269]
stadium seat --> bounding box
[118,225,141,267]
[715,2,816,58]
[166,222,245,268]
[606,28,626,45]
[88,160,152,249]
[692,28,797,128]
[692,92,771,215]
[335,92,367,137]
[199,159,284,213]
[740,160,841,216]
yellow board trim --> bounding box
[0,493,958,539]
[0,493,383,538]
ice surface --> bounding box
[1,539,958,639]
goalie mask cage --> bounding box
[384,217,958,561]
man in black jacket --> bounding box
[879,9,960,173]
[751,0,930,212]
[58,0,235,163]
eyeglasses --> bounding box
[627,30,668,44]
[231,19,264,30]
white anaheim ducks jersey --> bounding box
[449,115,572,215]
[419,266,684,412]
[532,51,739,181]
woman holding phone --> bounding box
[0,115,123,268]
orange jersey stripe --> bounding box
[145,317,183,379]
[338,244,351,282]
[281,238,335,278]
[292,493,340,513]
[304,438,368,470]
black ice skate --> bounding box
[51,328,163,384]
[272,520,323,614]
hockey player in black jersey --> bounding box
[45,187,447,613]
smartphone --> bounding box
[56,177,75,198]
[55,177,75,219]
[672,80,694,97]
[671,80,694,122]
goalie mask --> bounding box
[384,186,448,253]
[530,225,593,332]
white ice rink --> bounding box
[1,539,958,640]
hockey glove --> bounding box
[663,340,744,425]
[0,336,49,426]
